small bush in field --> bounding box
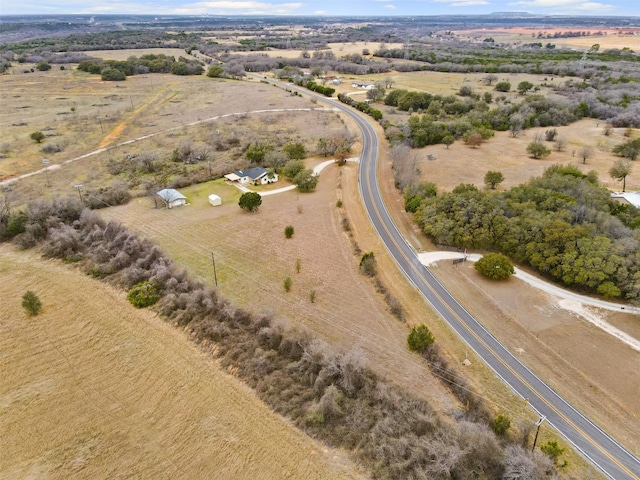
[493,414,511,436]
[284,225,294,238]
[283,276,292,292]
[127,281,161,308]
[22,291,42,316]
[359,251,376,276]
[407,324,435,354]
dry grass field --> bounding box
[0,245,365,480]
[199,42,404,59]
[3,61,638,476]
[402,118,640,192]
[99,161,461,417]
[0,67,349,203]
[454,28,640,51]
[98,143,635,472]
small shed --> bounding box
[208,194,222,206]
[157,188,187,209]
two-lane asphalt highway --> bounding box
[258,74,640,479]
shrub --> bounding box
[517,81,534,95]
[127,281,161,308]
[540,440,566,467]
[309,290,316,303]
[206,65,224,77]
[283,276,292,292]
[359,251,376,276]
[544,128,558,141]
[495,81,511,92]
[336,199,343,208]
[101,67,126,81]
[22,291,42,316]
[459,85,473,97]
[474,253,515,280]
[283,142,306,160]
[493,414,511,436]
[407,324,435,354]
[526,142,551,159]
[465,132,483,149]
[41,143,63,153]
[30,131,45,144]
[282,159,305,179]
[285,225,294,239]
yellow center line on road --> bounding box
[361,146,639,480]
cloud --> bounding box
[171,1,304,15]
[449,0,490,5]
[431,0,490,5]
[384,4,397,9]
[508,0,614,11]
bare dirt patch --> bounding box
[0,245,364,480]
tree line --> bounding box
[411,165,640,301]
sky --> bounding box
[1,0,639,17]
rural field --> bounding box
[401,117,639,192]
[2,41,639,478]
[455,29,640,51]
[101,132,637,470]
[0,245,365,480]
[0,64,349,203]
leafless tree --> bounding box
[509,114,523,138]
[466,133,483,149]
[578,145,595,164]
[554,137,568,152]
[483,74,498,86]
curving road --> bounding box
[257,74,640,480]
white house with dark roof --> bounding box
[156,188,187,209]
[225,167,278,186]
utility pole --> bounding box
[211,252,218,287]
[42,158,50,186]
[74,183,84,206]
[532,415,546,452]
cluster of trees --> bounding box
[337,93,383,121]
[0,195,562,478]
[77,54,204,80]
[376,43,639,128]
[412,166,640,301]
[382,89,581,149]
[300,80,335,97]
